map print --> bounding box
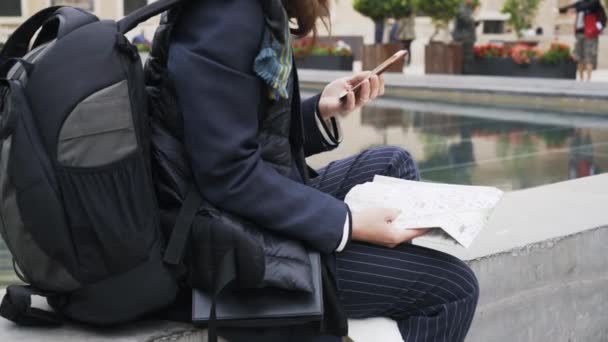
[344,176,504,248]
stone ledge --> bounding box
[1,175,607,341]
[298,70,608,115]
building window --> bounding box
[124,0,148,15]
[483,20,505,34]
[0,0,21,17]
[50,0,95,12]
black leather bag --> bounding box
[192,251,323,327]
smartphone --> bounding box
[339,50,408,100]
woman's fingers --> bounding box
[369,75,380,99]
[379,75,386,96]
[346,71,372,88]
[342,91,357,114]
[398,228,433,244]
[356,79,371,106]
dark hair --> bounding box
[284,0,330,37]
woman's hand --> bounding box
[318,72,385,120]
[351,208,431,248]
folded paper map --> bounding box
[344,176,504,248]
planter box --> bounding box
[469,58,577,79]
[425,42,463,75]
[295,55,354,71]
[362,43,404,73]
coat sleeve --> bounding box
[167,0,348,253]
[301,94,343,157]
[561,0,598,11]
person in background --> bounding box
[453,0,477,74]
[375,17,385,44]
[560,0,605,81]
[394,11,416,65]
[536,26,544,36]
[523,24,537,37]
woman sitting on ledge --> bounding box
[167,0,479,340]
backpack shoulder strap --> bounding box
[163,186,203,265]
[118,0,184,34]
[0,6,97,76]
[0,285,62,327]
[0,7,62,58]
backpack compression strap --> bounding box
[0,285,62,327]
[163,186,202,265]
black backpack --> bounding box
[0,0,197,328]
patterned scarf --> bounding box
[253,3,293,100]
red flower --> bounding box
[510,44,540,65]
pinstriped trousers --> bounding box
[310,146,479,342]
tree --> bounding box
[353,0,416,20]
[416,0,481,41]
[354,0,417,44]
[417,0,461,41]
[353,0,389,20]
[390,0,416,19]
[501,0,542,38]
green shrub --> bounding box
[539,43,574,64]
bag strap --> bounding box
[0,6,97,76]
[162,186,236,342]
[118,0,184,34]
[163,185,203,265]
[0,6,62,75]
[0,79,23,140]
[208,248,237,342]
[0,285,62,327]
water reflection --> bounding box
[569,129,597,179]
[307,102,608,191]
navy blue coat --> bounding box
[167,0,348,254]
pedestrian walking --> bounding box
[452,0,478,74]
[560,0,607,81]
[394,11,416,64]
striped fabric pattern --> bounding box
[310,146,479,342]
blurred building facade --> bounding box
[325,0,607,68]
[0,0,606,66]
